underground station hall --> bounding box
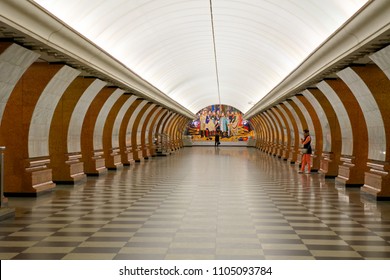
[1,0,390,265]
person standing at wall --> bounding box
[299,129,312,174]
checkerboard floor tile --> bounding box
[1,147,390,260]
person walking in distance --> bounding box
[299,129,312,173]
[214,131,220,147]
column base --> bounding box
[272,147,279,157]
[320,152,339,178]
[134,147,144,162]
[288,148,298,164]
[275,146,283,158]
[268,145,275,155]
[142,147,152,160]
[106,148,123,170]
[52,153,87,184]
[336,156,365,187]
[85,151,107,176]
[5,157,56,197]
[311,152,321,174]
[361,161,390,200]
[281,149,289,161]
[122,147,135,166]
[149,145,157,157]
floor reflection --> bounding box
[1,147,390,260]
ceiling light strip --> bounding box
[209,0,221,107]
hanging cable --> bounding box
[209,0,221,109]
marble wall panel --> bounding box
[271,107,288,146]
[136,104,156,145]
[283,101,304,141]
[158,111,171,135]
[145,107,162,145]
[262,112,274,145]
[112,95,138,148]
[126,100,148,146]
[254,115,263,145]
[291,96,316,148]
[67,79,106,153]
[28,65,80,158]
[317,81,353,156]
[370,45,390,80]
[277,104,295,146]
[303,89,331,151]
[257,115,268,144]
[93,89,124,150]
[153,110,170,149]
[0,44,39,123]
[337,67,386,161]
[165,113,176,146]
[251,116,260,143]
[265,111,281,144]
[168,114,181,145]
[151,109,166,141]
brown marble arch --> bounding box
[249,116,259,149]
[81,87,116,176]
[251,115,262,150]
[140,105,159,159]
[178,116,189,148]
[267,108,285,158]
[296,94,323,173]
[261,112,275,155]
[118,98,143,166]
[147,108,166,157]
[175,115,187,149]
[278,103,300,164]
[263,111,279,157]
[131,102,153,162]
[257,114,270,153]
[254,115,266,151]
[309,87,342,178]
[166,113,180,151]
[286,99,309,167]
[271,106,291,161]
[154,110,171,153]
[102,94,130,170]
[49,76,93,184]
[160,112,174,153]
[352,65,390,199]
[0,44,39,196]
[2,63,63,196]
[327,79,369,187]
[172,115,184,150]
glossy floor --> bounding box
[1,147,390,260]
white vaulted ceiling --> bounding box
[33,0,368,114]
